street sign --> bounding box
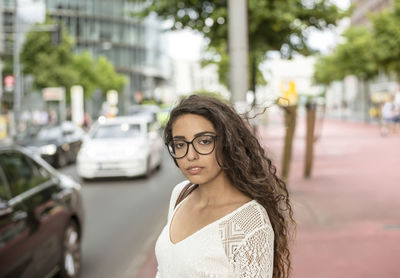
[4,75,15,92]
[42,87,65,101]
[4,75,15,87]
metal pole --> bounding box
[12,0,21,140]
[0,1,3,116]
[228,0,248,104]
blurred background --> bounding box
[0,0,399,277]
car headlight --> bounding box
[41,144,57,155]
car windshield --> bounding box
[92,123,141,139]
[16,125,41,141]
[36,126,61,140]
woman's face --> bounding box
[171,113,223,185]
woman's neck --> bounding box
[194,173,246,208]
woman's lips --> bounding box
[186,166,203,175]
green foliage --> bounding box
[94,56,127,94]
[72,51,98,99]
[335,27,377,79]
[2,55,13,77]
[19,17,126,99]
[20,17,79,91]
[371,2,400,78]
[133,0,346,86]
[313,27,378,84]
[313,54,342,85]
[314,0,400,85]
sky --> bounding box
[167,0,351,60]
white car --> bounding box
[77,115,163,179]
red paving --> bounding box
[136,118,400,278]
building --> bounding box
[351,0,394,26]
[1,0,170,115]
[171,59,229,101]
[261,56,321,105]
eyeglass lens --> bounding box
[168,135,216,158]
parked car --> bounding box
[77,115,163,179]
[17,121,85,168]
[0,144,84,278]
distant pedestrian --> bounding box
[381,99,398,136]
[155,95,294,278]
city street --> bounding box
[60,149,184,278]
[2,1,400,278]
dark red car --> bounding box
[0,144,84,278]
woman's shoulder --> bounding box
[167,180,191,217]
[218,201,274,262]
[222,200,272,235]
[170,180,190,200]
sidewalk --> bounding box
[136,118,400,278]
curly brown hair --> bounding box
[164,94,295,278]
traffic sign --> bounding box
[42,87,65,101]
[4,75,15,92]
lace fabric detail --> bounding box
[219,203,274,278]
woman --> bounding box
[155,95,294,278]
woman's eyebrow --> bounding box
[194,131,216,137]
[172,131,215,140]
[172,135,185,139]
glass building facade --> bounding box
[2,0,170,113]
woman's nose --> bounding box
[186,143,199,160]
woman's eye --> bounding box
[198,137,212,145]
[174,142,185,149]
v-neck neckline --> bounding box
[168,197,256,246]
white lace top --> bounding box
[155,181,274,278]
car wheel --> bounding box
[59,220,81,278]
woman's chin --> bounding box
[185,174,206,185]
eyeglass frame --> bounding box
[167,133,217,159]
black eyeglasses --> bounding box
[167,134,217,159]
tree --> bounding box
[20,17,126,99]
[313,26,377,85]
[134,0,346,90]
[94,56,126,94]
[371,0,400,79]
[335,27,377,80]
[20,17,79,91]
[313,54,342,85]
[72,51,98,99]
